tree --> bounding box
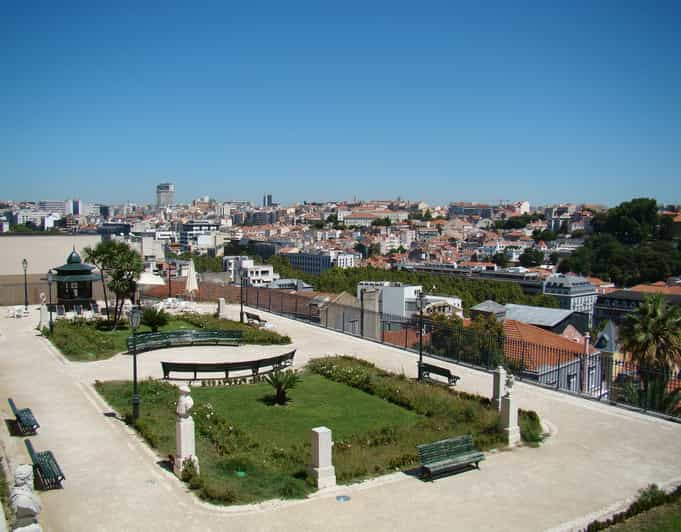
[532,229,557,242]
[106,242,144,328]
[519,248,545,267]
[620,294,681,372]
[371,217,391,227]
[84,241,116,320]
[141,307,169,333]
[492,252,510,268]
[557,259,570,274]
[265,370,300,405]
[549,252,560,266]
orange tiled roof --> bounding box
[503,319,596,372]
[630,284,681,296]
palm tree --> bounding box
[620,294,681,371]
[141,307,169,333]
[265,370,300,405]
[620,294,681,412]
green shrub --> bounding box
[264,370,301,405]
[585,484,680,531]
[178,313,291,344]
[141,307,169,333]
[519,409,544,445]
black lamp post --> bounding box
[22,258,28,310]
[417,289,426,381]
[240,269,245,324]
[128,307,141,422]
[47,270,54,335]
[167,263,173,299]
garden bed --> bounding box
[48,314,290,362]
[96,357,542,505]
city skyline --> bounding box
[2,2,681,205]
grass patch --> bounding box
[177,313,291,345]
[607,501,681,531]
[96,358,531,505]
[586,484,681,531]
[47,314,290,362]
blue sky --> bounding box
[1,1,680,206]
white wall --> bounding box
[0,234,102,275]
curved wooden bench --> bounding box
[127,330,243,353]
[161,350,296,381]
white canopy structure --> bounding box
[184,260,199,296]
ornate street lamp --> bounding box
[240,269,245,324]
[127,307,142,422]
[47,270,54,334]
[22,258,28,310]
[417,289,427,381]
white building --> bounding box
[357,282,463,320]
[222,256,279,287]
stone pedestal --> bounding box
[218,298,226,318]
[174,385,199,477]
[492,366,506,411]
[39,304,48,330]
[499,394,521,447]
[308,427,336,489]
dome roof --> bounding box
[67,248,82,264]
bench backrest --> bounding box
[8,398,19,416]
[25,439,38,463]
[417,434,474,463]
[161,350,296,377]
[129,329,243,350]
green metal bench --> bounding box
[417,434,484,479]
[127,330,243,353]
[25,439,65,490]
[8,398,40,435]
[162,350,296,381]
[418,362,460,386]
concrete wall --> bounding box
[0,234,101,275]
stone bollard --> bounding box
[499,374,521,447]
[492,366,506,411]
[308,427,336,489]
[217,298,226,318]
[174,385,199,478]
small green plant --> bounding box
[141,307,170,333]
[265,370,301,405]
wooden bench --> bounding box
[161,350,296,381]
[25,439,65,490]
[8,398,40,435]
[419,362,460,386]
[127,330,243,353]
[245,312,267,326]
[417,434,484,479]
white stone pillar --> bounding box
[499,374,521,447]
[492,366,506,411]
[218,298,226,318]
[308,426,336,489]
[174,385,199,477]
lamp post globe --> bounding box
[22,258,29,310]
[128,307,142,421]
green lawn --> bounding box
[96,361,523,505]
[608,502,681,531]
[47,314,290,362]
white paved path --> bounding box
[1,305,680,532]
